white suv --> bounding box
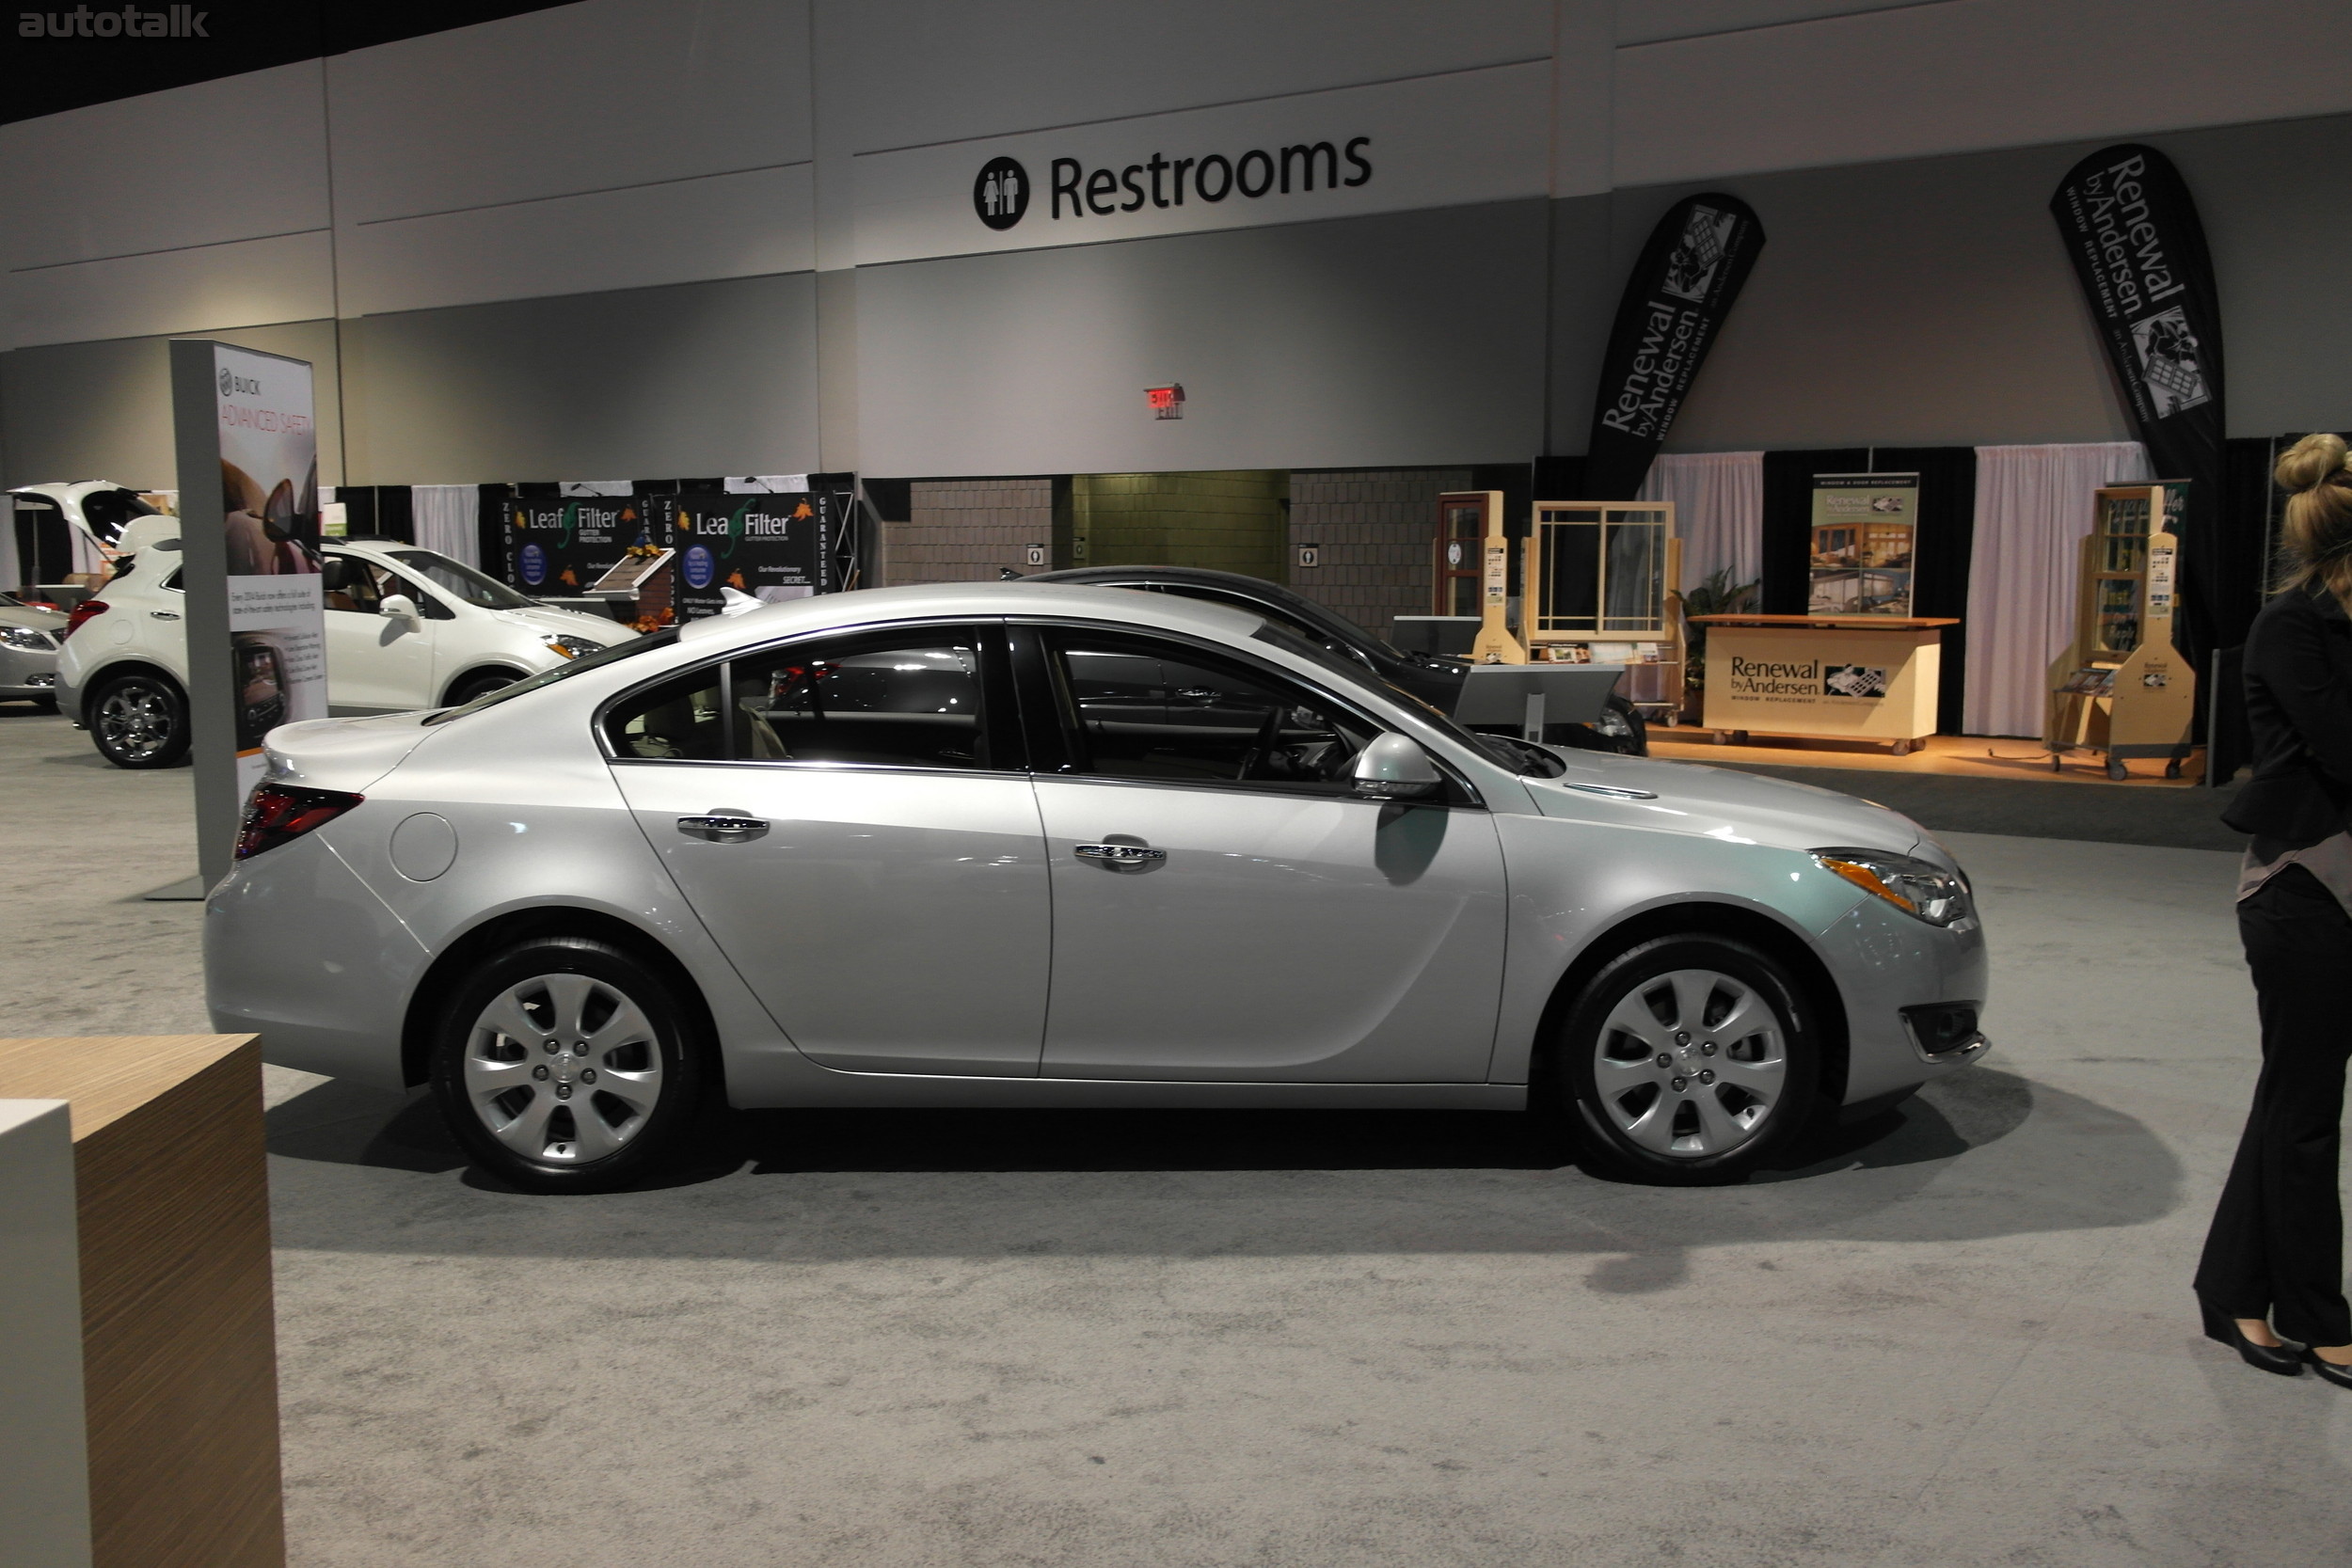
[57,531,634,768]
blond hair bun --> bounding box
[2277,432,2350,494]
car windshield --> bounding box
[384,548,535,610]
[421,628,677,724]
[1248,622,1562,777]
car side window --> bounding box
[1047,632,1377,791]
[730,635,993,769]
[606,667,728,761]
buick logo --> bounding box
[974,156,1028,230]
[217,367,233,395]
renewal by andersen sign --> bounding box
[855,60,1550,265]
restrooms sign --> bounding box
[854,61,1549,265]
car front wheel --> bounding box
[90,672,190,768]
[430,937,708,1194]
[1556,934,1819,1184]
[443,668,523,707]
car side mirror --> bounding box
[379,594,421,626]
[1351,733,1442,801]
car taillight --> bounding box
[61,598,108,639]
[236,784,365,860]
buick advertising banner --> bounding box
[658,492,830,623]
[1584,194,1767,500]
[167,340,326,884]
[2049,144,2225,669]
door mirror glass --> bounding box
[1351,733,1442,800]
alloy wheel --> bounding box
[462,973,664,1164]
[1591,967,1787,1160]
[96,681,177,762]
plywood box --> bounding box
[0,1036,283,1568]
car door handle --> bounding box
[1073,842,1165,866]
[149,610,181,620]
[677,814,769,843]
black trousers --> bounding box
[2196,862,2352,1346]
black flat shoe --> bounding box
[2300,1349,2352,1388]
[2201,1299,2304,1375]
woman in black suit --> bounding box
[2199,432,2352,1386]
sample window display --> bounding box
[1432,493,1487,616]
[1531,504,1671,637]
[2043,482,2196,779]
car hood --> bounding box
[497,605,634,643]
[262,712,437,794]
[1520,751,1924,857]
[0,604,67,633]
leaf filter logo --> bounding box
[974,157,1028,230]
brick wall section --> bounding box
[1286,467,1470,639]
[883,478,1055,586]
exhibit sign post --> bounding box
[1583,193,1767,499]
[1807,473,1918,616]
[168,340,325,889]
[2048,144,2225,668]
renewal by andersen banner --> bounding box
[1583,194,1767,500]
[2049,144,2224,667]
[1808,473,1919,617]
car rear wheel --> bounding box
[430,937,708,1194]
[443,668,523,707]
[1556,934,1819,1184]
[90,672,189,768]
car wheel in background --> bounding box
[1556,934,1819,1184]
[443,669,523,707]
[1596,694,1648,755]
[430,937,707,1194]
[90,672,190,768]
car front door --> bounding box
[1019,624,1508,1083]
[320,555,435,712]
[604,621,1053,1077]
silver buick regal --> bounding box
[207,582,1987,1191]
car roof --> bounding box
[674,578,1268,650]
[1025,564,1395,656]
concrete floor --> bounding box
[5,705,2350,1567]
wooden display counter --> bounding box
[0,1036,283,1568]
[1690,614,1959,753]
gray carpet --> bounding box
[8,712,2349,1566]
[1708,761,2249,852]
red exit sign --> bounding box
[1147,384,1184,420]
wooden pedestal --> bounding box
[0,1036,284,1568]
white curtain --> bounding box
[1636,451,1763,597]
[410,485,480,569]
[1963,442,2153,736]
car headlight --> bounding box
[538,633,591,660]
[0,626,56,651]
[1812,847,1974,927]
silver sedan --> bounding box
[206,582,1987,1191]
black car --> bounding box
[1020,564,1646,755]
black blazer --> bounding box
[2222,582,2352,846]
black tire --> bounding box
[1598,693,1648,755]
[89,672,190,768]
[443,668,523,707]
[1554,934,1820,1184]
[429,937,708,1194]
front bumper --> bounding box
[0,643,58,699]
[1819,895,1991,1105]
